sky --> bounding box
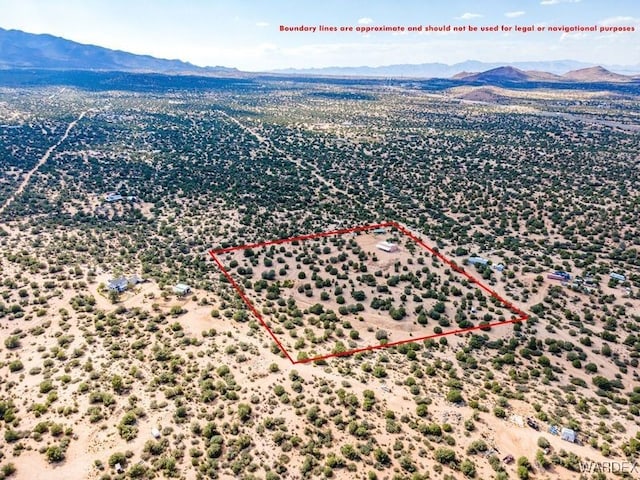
[0,0,638,71]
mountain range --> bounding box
[454,65,637,83]
[0,27,237,75]
[274,60,640,78]
[1,26,639,83]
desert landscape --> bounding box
[0,67,639,480]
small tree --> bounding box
[461,458,476,478]
[46,445,65,463]
[446,389,464,403]
[4,336,20,349]
[108,451,126,468]
[434,447,457,465]
[112,375,125,394]
[238,403,252,421]
[537,437,550,449]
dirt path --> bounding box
[217,109,350,201]
[0,109,93,218]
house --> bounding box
[610,272,626,282]
[151,428,161,439]
[104,191,123,202]
[561,427,577,443]
[173,283,191,296]
[468,256,488,266]
[376,241,398,253]
[128,275,144,286]
[108,277,129,293]
[107,275,144,293]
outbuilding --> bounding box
[376,241,398,253]
[104,191,123,202]
[610,272,626,282]
[173,283,191,296]
[561,427,577,443]
[468,256,488,266]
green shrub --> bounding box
[45,445,65,463]
[8,360,23,373]
[461,458,476,477]
[434,447,457,465]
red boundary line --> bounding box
[209,221,528,365]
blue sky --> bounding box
[0,0,638,70]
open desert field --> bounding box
[0,72,639,480]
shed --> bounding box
[108,277,129,293]
[173,283,191,296]
[372,228,387,235]
[610,272,626,282]
[561,427,577,443]
[105,192,123,202]
[376,241,398,253]
[468,256,488,266]
[151,428,161,439]
[494,263,505,272]
[114,463,124,474]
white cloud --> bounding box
[540,0,581,5]
[358,17,373,25]
[255,21,269,27]
[599,16,640,27]
[505,11,525,18]
[456,12,483,20]
[560,31,587,41]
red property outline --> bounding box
[209,221,529,364]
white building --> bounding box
[104,191,123,202]
[468,256,488,266]
[561,427,577,443]
[610,272,626,282]
[376,241,398,253]
[173,283,191,296]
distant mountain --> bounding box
[453,65,637,84]
[273,60,640,78]
[562,66,632,83]
[455,67,568,83]
[451,71,476,79]
[454,87,508,103]
[0,27,237,74]
[456,66,533,83]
